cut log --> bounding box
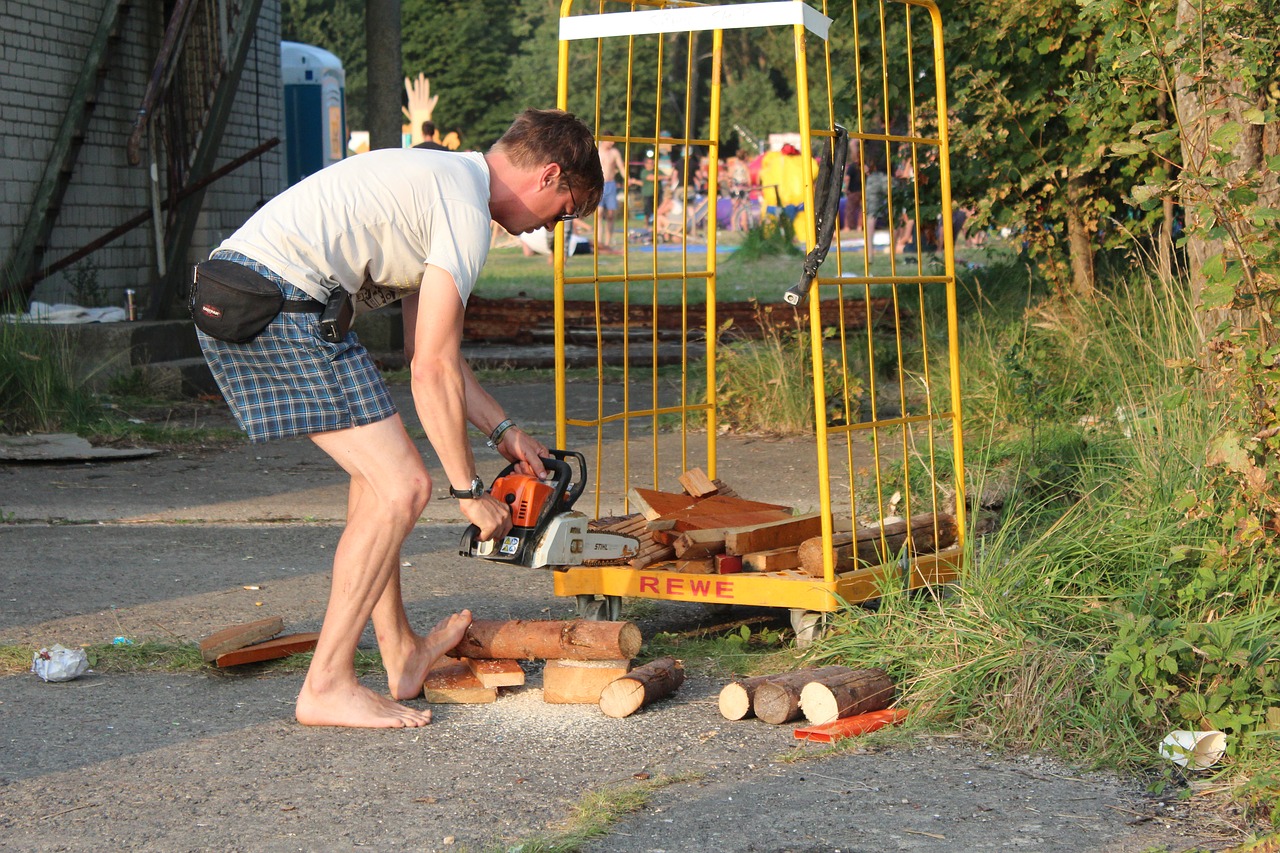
[423,661,498,703]
[199,616,284,662]
[718,674,779,720]
[752,665,859,725]
[450,619,642,662]
[599,656,685,718]
[725,513,824,555]
[463,658,526,688]
[742,547,801,572]
[679,468,719,498]
[214,632,319,667]
[798,668,896,725]
[543,659,632,704]
[797,513,958,577]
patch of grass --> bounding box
[0,311,101,433]
[500,772,700,853]
[644,620,790,676]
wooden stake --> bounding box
[751,666,859,725]
[598,656,685,718]
[799,668,896,725]
[450,619,642,661]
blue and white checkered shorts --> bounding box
[197,251,397,443]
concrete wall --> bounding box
[0,0,284,309]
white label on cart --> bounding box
[499,536,521,556]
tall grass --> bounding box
[0,310,99,433]
[811,262,1280,811]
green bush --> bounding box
[809,268,1280,807]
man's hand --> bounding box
[500,428,550,480]
[460,493,512,542]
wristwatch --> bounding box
[448,477,486,500]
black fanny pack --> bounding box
[189,259,332,344]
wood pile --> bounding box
[718,665,899,728]
[423,618,683,715]
[586,469,957,575]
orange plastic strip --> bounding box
[793,708,909,743]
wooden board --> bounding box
[542,659,632,704]
[200,616,284,663]
[725,513,825,555]
[423,661,498,703]
[629,488,790,522]
[214,631,319,668]
[742,547,801,572]
[678,468,719,498]
[464,658,525,688]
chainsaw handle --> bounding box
[457,449,587,558]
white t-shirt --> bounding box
[218,149,491,317]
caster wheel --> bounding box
[576,594,623,621]
[790,608,828,648]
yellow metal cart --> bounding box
[549,0,966,630]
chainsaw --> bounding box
[459,449,639,569]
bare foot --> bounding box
[295,679,433,728]
[384,609,473,701]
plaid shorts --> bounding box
[197,250,397,443]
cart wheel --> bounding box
[790,608,827,648]
[576,594,623,621]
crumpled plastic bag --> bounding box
[31,644,91,682]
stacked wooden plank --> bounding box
[587,469,958,576]
[198,616,320,668]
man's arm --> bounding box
[401,273,509,541]
[403,289,549,480]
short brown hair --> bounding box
[491,108,603,213]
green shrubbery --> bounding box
[807,260,1280,823]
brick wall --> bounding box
[0,0,284,309]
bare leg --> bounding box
[294,416,443,728]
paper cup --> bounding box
[1159,730,1226,769]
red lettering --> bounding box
[716,581,733,598]
[640,576,658,594]
[689,579,712,596]
[665,577,684,595]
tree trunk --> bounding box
[599,656,685,717]
[719,665,851,721]
[449,619,642,661]
[1065,172,1095,299]
[365,0,402,151]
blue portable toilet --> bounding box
[281,41,347,186]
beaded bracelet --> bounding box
[486,418,516,449]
